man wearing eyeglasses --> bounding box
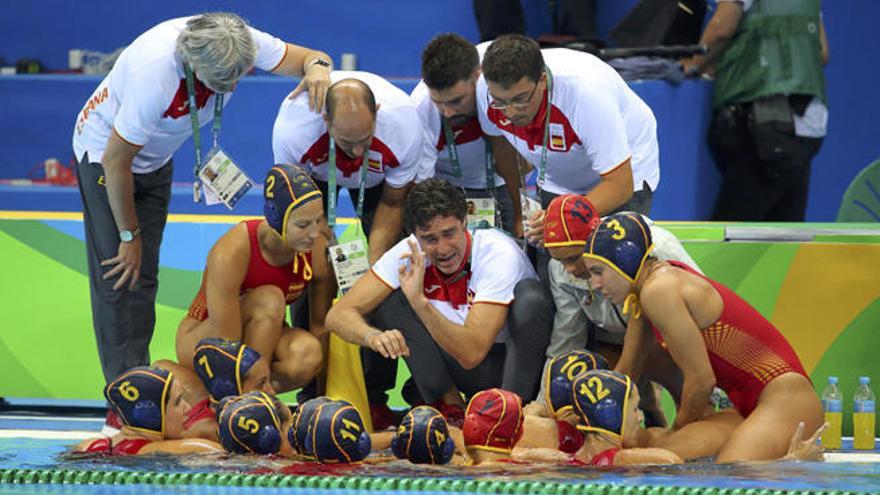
[478,34,660,247]
[410,34,525,235]
[272,72,429,264]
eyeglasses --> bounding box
[488,82,540,110]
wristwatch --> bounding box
[119,227,141,243]
[306,58,333,71]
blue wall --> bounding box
[0,1,877,221]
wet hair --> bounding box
[404,178,467,233]
[421,33,480,91]
[325,79,377,123]
[482,34,544,88]
[176,12,256,93]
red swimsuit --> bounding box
[82,437,152,455]
[590,448,619,467]
[648,261,808,416]
[187,219,312,321]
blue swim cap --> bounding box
[263,164,322,241]
[193,338,261,403]
[289,396,333,456]
[298,399,371,463]
[104,366,173,436]
[217,391,283,455]
[392,406,454,464]
[544,350,610,417]
[584,213,653,284]
[572,370,633,440]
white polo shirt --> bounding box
[371,229,536,342]
[477,48,660,196]
[273,71,427,189]
[410,42,504,189]
[73,17,286,174]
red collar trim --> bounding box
[521,85,550,133]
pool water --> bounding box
[3,438,880,493]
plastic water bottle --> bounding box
[853,376,876,450]
[820,376,842,449]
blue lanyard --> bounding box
[184,64,224,179]
[326,136,370,230]
[441,117,495,191]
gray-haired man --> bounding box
[72,12,332,398]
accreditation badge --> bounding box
[329,235,370,295]
[465,197,496,230]
[521,193,542,234]
[198,148,254,210]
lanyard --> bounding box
[536,67,554,194]
[184,64,224,179]
[327,136,370,230]
[441,117,495,191]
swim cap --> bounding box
[583,213,653,284]
[289,396,332,456]
[217,391,283,455]
[544,350,610,417]
[544,194,600,248]
[193,338,261,403]
[264,164,322,241]
[572,369,633,440]
[104,366,173,436]
[462,389,524,454]
[392,406,455,464]
[305,399,371,463]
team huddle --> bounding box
[72,12,828,466]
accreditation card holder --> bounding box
[198,148,254,210]
[520,193,542,237]
[465,197,497,230]
[329,223,370,295]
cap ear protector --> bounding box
[391,406,455,464]
[544,350,610,417]
[217,392,283,455]
[193,338,261,403]
[583,213,654,318]
[104,366,173,436]
[290,396,332,456]
[583,213,653,284]
[307,399,372,463]
[572,369,633,440]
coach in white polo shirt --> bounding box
[411,34,522,235]
[73,13,332,388]
[478,34,660,242]
[273,71,428,264]
[326,179,554,423]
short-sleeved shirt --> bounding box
[73,17,286,173]
[477,48,660,196]
[272,71,428,189]
[370,229,536,342]
[410,42,503,188]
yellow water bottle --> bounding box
[820,376,842,450]
[853,376,876,450]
